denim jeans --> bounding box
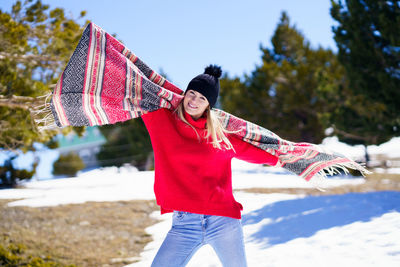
[151,211,247,267]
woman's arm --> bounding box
[229,135,278,166]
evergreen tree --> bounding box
[97,118,153,171]
[52,152,85,177]
[330,0,400,145]
[0,154,36,187]
[220,12,343,143]
[0,1,87,186]
[0,0,88,151]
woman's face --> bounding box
[183,89,209,120]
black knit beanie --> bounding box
[186,64,222,108]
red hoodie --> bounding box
[141,108,278,219]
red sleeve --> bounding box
[229,135,278,166]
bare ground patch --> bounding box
[235,172,400,195]
[0,200,158,266]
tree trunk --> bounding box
[144,152,154,171]
[364,145,370,168]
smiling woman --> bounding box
[141,64,279,266]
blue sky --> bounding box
[1,0,338,89]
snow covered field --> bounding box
[1,137,400,266]
[132,192,400,267]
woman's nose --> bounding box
[190,95,198,102]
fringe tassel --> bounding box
[30,92,59,132]
[309,161,372,191]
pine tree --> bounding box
[0,0,88,151]
[0,154,36,187]
[0,1,88,187]
[52,152,85,177]
[330,0,400,145]
[97,118,153,171]
[220,12,343,143]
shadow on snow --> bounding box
[242,191,400,248]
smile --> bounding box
[188,103,198,109]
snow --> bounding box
[0,167,155,207]
[0,136,400,266]
[0,159,364,208]
[128,191,400,267]
[231,159,365,189]
[322,136,400,159]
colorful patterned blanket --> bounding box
[38,23,370,183]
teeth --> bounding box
[188,103,197,109]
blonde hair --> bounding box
[175,102,236,151]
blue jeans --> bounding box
[151,211,247,267]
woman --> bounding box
[141,65,278,267]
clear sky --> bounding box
[1,0,338,89]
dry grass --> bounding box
[235,172,400,195]
[0,200,158,267]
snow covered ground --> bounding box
[132,192,400,267]
[0,137,400,266]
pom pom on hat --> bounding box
[186,64,222,108]
[204,65,222,79]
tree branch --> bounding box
[0,52,60,63]
[0,94,45,110]
[332,125,374,143]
